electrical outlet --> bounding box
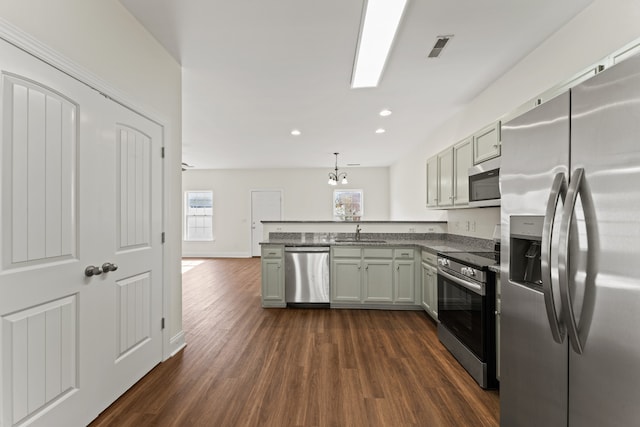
[408,227,415,233]
[471,221,476,232]
[465,221,470,231]
[276,227,282,231]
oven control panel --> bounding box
[461,267,477,277]
[437,258,450,267]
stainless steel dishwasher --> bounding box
[284,246,330,306]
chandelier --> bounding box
[327,152,348,186]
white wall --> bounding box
[183,167,389,257]
[390,0,640,239]
[0,0,184,353]
[263,221,447,238]
[447,208,500,240]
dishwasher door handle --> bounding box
[284,246,330,253]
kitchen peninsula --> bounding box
[260,221,497,311]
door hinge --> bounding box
[161,232,165,243]
[161,147,165,158]
[161,317,165,329]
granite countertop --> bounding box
[488,264,501,274]
[261,220,446,224]
[261,232,494,255]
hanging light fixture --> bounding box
[327,152,348,186]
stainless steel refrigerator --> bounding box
[500,53,640,426]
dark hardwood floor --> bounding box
[91,258,499,426]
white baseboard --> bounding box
[165,331,186,360]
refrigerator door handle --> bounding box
[558,168,585,354]
[541,172,567,343]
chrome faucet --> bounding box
[355,224,361,241]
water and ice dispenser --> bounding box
[509,216,544,288]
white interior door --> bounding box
[91,97,164,409]
[251,190,282,256]
[0,38,163,427]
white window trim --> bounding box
[184,190,214,241]
[333,189,364,222]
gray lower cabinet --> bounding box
[421,250,438,320]
[332,258,362,302]
[331,246,418,308]
[393,248,416,303]
[394,260,415,303]
[331,247,363,302]
[363,259,394,302]
[261,245,285,307]
[362,248,394,303]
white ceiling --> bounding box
[120,0,594,169]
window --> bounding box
[333,190,363,221]
[185,191,213,241]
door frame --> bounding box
[249,189,284,256]
[0,19,182,361]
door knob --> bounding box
[102,262,118,273]
[85,265,103,277]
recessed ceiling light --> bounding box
[351,0,408,88]
[375,128,386,134]
[290,129,301,136]
[379,109,392,117]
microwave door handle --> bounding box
[541,172,567,344]
[558,168,585,355]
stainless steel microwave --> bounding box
[468,157,500,207]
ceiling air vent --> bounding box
[428,35,453,58]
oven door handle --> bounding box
[438,269,485,296]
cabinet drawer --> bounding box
[333,247,362,258]
[363,248,393,258]
[261,246,283,258]
[421,250,437,265]
[394,248,414,259]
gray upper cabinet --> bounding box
[426,141,471,209]
[437,148,454,207]
[473,121,501,164]
[453,138,473,206]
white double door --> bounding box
[0,39,163,426]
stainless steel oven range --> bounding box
[437,251,498,389]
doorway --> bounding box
[250,190,282,256]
